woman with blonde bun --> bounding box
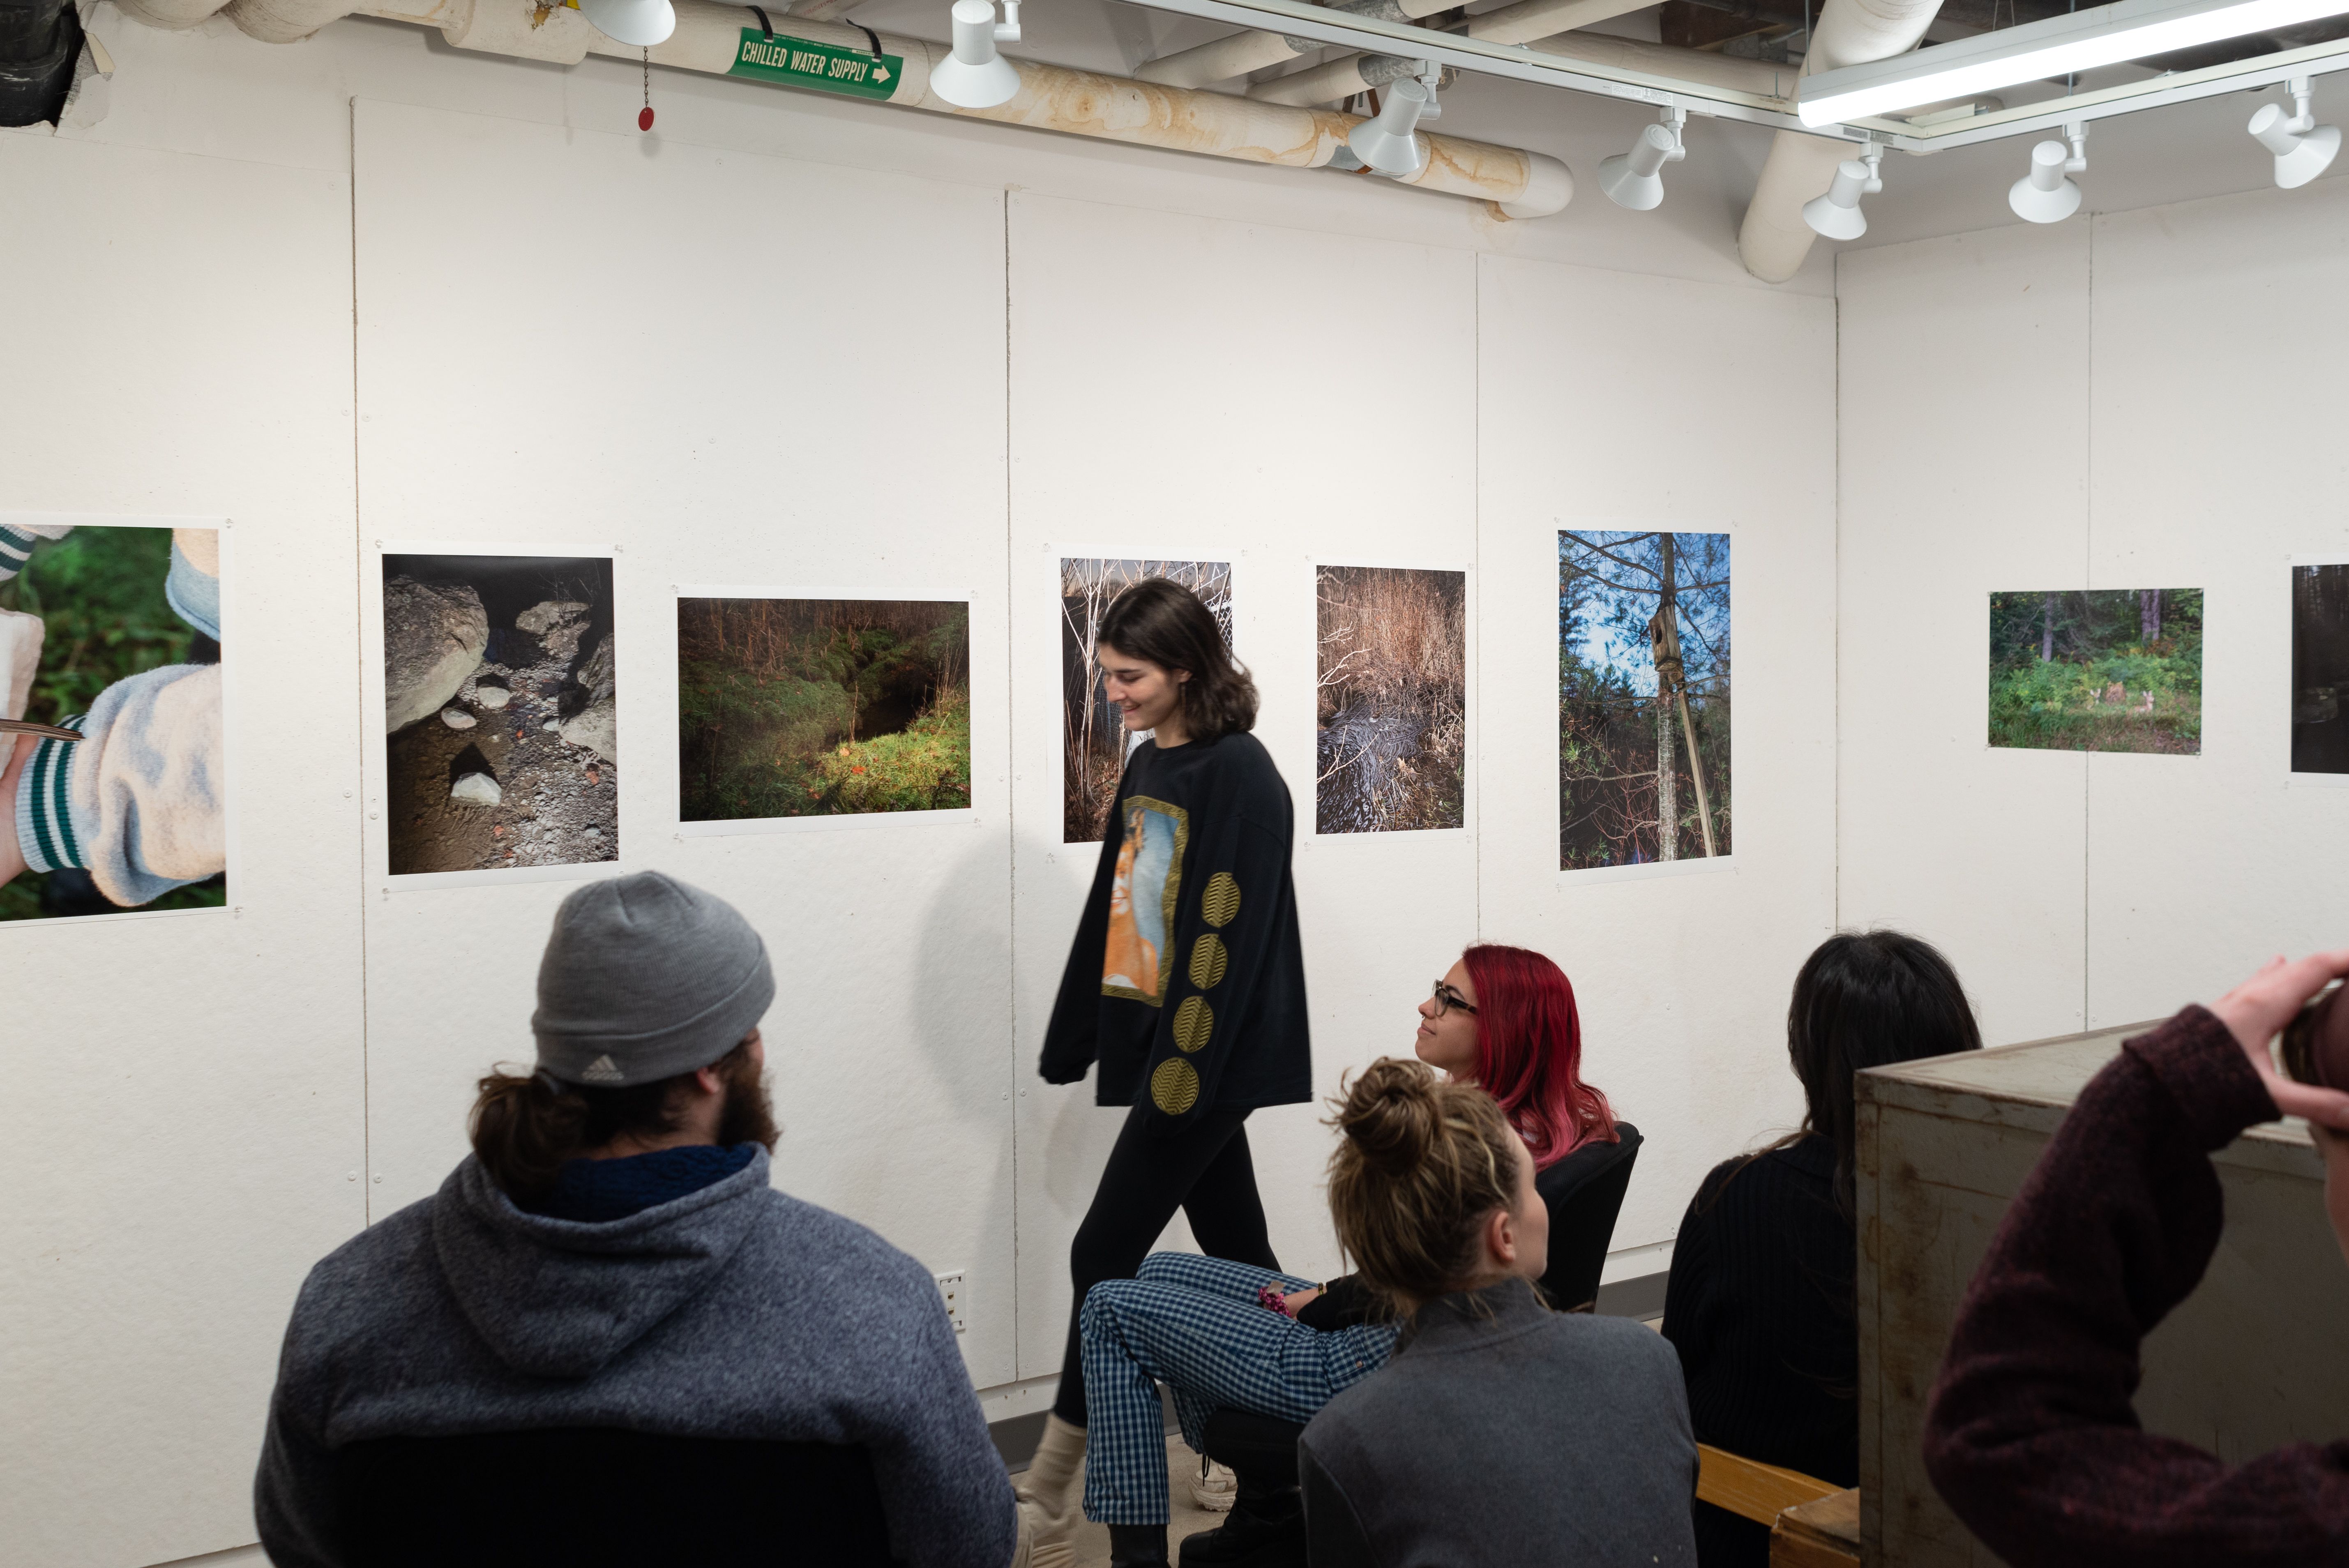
[1297,1059,1699,1568]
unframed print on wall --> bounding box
[1314,564,1466,836]
[676,589,972,834]
[1060,556,1233,844]
[1558,528,1731,875]
[2290,559,2349,780]
[1987,589,2202,755]
[0,515,231,921]
[378,548,619,879]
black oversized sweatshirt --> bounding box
[1039,731,1311,1127]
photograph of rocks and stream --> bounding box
[1558,528,1732,871]
[1060,558,1233,843]
[381,553,618,876]
[1314,564,1466,835]
[676,595,970,821]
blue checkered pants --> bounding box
[1079,1250,1399,1525]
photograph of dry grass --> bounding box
[678,596,970,821]
[1060,558,1233,843]
[1315,565,1466,835]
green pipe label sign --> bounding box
[731,30,902,99]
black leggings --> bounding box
[1052,1101,1279,1425]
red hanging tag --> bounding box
[639,48,654,132]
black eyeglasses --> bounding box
[1429,980,1478,1017]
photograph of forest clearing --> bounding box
[1061,558,1232,843]
[678,596,970,821]
[1316,565,1465,835]
[1559,530,1731,871]
[1988,589,2201,754]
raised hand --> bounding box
[2206,951,2349,1132]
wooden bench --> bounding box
[1695,1443,1862,1568]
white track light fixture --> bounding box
[929,0,1024,109]
[2009,122,2088,223]
[1348,76,1434,178]
[1802,141,1884,240]
[2250,77,2340,188]
[1599,108,1687,211]
[579,0,673,46]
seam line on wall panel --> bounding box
[2083,217,2095,1033]
[350,97,374,1228]
[1472,254,1481,943]
[1831,256,1842,936]
[1003,187,1019,1366]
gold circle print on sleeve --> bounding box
[1199,872,1241,929]
[1188,934,1229,990]
[1151,1058,1202,1115]
[1172,995,1215,1054]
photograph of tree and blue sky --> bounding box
[1558,530,1731,871]
[1987,589,2201,754]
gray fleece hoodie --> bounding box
[254,1148,1015,1568]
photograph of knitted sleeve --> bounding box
[16,663,226,908]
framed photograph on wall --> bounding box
[0,513,234,922]
[1314,561,1468,837]
[1986,588,2202,756]
[364,542,619,887]
[1558,526,1732,881]
[1058,556,1234,845]
[675,586,974,836]
[2291,557,2349,783]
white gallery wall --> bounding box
[1838,175,2349,1038]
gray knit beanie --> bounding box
[531,872,776,1087]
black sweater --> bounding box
[1661,1134,1858,1568]
[1038,732,1311,1129]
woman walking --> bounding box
[1021,579,1311,1566]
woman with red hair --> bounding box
[1411,943,1637,1312]
[1063,944,1639,1568]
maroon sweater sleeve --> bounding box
[1922,1005,2349,1568]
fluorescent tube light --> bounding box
[1797,0,2349,125]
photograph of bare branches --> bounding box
[1559,530,1731,871]
[1316,565,1466,835]
[1060,558,1233,842]
[678,596,970,821]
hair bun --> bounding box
[1338,1057,1442,1175]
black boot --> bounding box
[1109,1522,1171,1567]
[1177,1480,1305,1568]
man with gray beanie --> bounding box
[254,872,1023,1568]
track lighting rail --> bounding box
[1122,0,2349,151]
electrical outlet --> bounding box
[936,1271,966,1333]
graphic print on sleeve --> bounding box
[1102,795,1187,1004]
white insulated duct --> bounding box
[1736,0,1941,281]
[107,0,1572,217]
[1257,29,1793,109]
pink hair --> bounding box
[1458,943,1618,1168]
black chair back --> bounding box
[1537,1120,1644,1313]
[336,1427,899,1566]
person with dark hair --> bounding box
[1662,928,1982,1568]
[253,872,1020,1568]
[1023,578,1312,1567]
[1923,950,2349,1568]
[1069,943,1636,1568]
[1298,1059,1698,1567]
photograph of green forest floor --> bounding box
[678,597,971,820]
[1988,589,2202,755]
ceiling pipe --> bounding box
[1249,51,1450,106]
[1243,0,1729,110]
[1136,0,1452,88]
[1737,0,1943,281]
[106,0,1573,216]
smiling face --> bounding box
[1098,641,1191,741]
[1415,958,1481,1081]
